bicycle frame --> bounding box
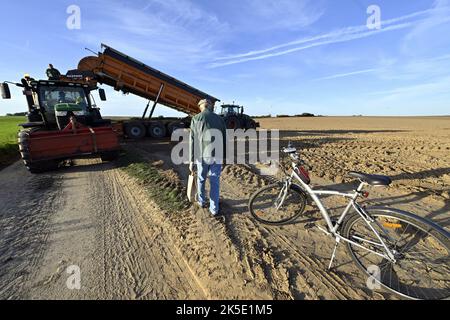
[285,164,397,262]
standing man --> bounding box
[189,99,227,217]
[46,64,61,80]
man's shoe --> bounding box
[195,202,208,209]
[211,213,226,223]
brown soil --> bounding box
[0,116,448,300]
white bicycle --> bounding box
[248,144,450,300]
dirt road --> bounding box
[0,154,298,300]
[0,159,206,299]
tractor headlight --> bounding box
[73,111,86,116]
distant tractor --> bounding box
[219,104,259,130]
[0,76,120,173]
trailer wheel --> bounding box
[167,121,186,136]
[148,122,167,139]
[224,116,242,130]
[18,129,59,174]
[124,122,146,140]
[100,150,120,162]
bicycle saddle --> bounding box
[348,171,392,186]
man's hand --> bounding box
[189,162,195,174]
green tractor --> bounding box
[219,104,259,130]
[0,76,120,173]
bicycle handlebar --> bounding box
[281,145,314,172]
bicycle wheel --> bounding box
[342,208,450,300]
[248,183,307,225]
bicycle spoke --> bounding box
[395,222,410,246]
[399,229,423,254]
[379,260,393,270]
[405,248,436,255]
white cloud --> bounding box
[377,54,450,81]
[313,69,377,81]
[402,0,450,55]
[370,76,450,100]
[314,53,450,82]
[246,0,325,30]
[69,0,228,69]
[356,74,450,115]
[210,5,450,68]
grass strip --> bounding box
[117,150,190,212]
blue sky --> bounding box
[1,0,450,116]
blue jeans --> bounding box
[196,161,222,215]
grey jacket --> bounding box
[190,109,227,163]
[46,68,61,80]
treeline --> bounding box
[253,113,319,119]
[252,114,272,119]
[6,112,27,116]
[276,113,316,118]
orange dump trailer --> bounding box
[78,44,219,115]
[75,44,220,139]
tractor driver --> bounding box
[58,91,68,103]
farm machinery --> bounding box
[75,44,220,140]
[1,76,120,173]
[1,44,259,173]
[219,104,259,130]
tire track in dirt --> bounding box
[85,158,206,299]
[128,144,277,299]
[220,164,375,299]
[0,158,210,299]
[130,143,380,299]
[0,162,64,299]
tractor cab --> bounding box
[37,82,92,129]
[2,78,107,130]
[0,77,119,173]
[220,104,244,116]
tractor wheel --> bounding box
[100,150,120,162]
[167,121,186,136]
[148,122,167,139]
[224,116,242,130]
[26,160,60,174]
[27,111,43,123]
[124,122,146,140]
[246,120,257,130]
[18,129,59,174]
